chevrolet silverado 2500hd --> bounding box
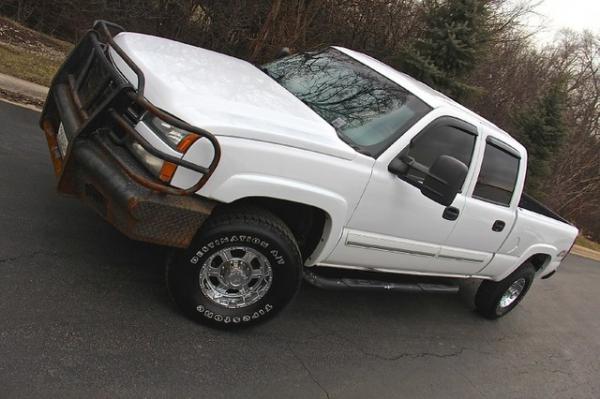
[40,21,578,328]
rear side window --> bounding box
[473,141,520,206]
[406,120,476,181]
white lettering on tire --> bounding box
[196,303,274,324]
[192,235,271,260]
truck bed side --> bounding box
[519,193,570,224]
[478,207,578,280]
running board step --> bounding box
[303,270,459,294]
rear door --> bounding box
[438,134,522,274]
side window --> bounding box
[406,121,476,181]
[473,141,520,206]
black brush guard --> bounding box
[39,20,221,247]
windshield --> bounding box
[262,48,431,157]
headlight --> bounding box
[128,113,199,182]
[144,114,197,149]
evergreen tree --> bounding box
[513,83,568,196]
[396,0,490,101]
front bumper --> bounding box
[42,122,215,247]
[39,21,220,247]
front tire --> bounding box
[475,263,536,319]
[166,206,302,329]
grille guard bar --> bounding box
[40,20,221,196]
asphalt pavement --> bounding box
[1,100,599,398]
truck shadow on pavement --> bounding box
[46,202,480,333]
[31,185,483,333]
[32,193,481,332]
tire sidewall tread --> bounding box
[166,205,302,329]
[475,263,536,320]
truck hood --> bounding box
[110,33,356,160]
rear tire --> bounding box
[475,263,535,319]
[166,206,302,329]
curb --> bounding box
[571,245,600,262]
[0,73,48,101]
[0,97,42,112]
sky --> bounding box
[527,0,600,43]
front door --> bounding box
[324,116,480,275]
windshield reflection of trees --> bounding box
[266,49,410,130]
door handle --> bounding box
[492,220,506,232]
[442,206,460,221]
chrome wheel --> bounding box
[199,246,272,308]
[497,277,526,312]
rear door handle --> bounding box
[492,220,506,232]
[442,206,460,221]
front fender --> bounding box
[208,173,349,265]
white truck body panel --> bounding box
[110,33,578,281]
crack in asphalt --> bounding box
[0,250,45,264]
[260,324,474,362]
[361,346,467,361]
[0,250,80,266]
[256,331,328,346]
[313,322,473,361]
[269,330,477,364]
[270,323,486,399]
[0,255,20,264]
[287,343,331,399]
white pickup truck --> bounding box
[40,21,578,328]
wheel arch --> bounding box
[524,253,552,273]
[491,247,556,281]
[214,196,335,264]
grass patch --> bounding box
[576,236,600,252]
[0,17,71,86]
[0,43,63,86]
